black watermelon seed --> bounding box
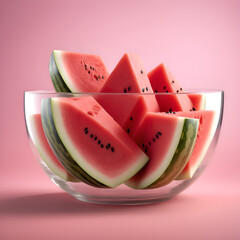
[142,144,145,147]
[177,90,179,93]
[128,86,131,91]
[102,76,104,79]
[145,149,147,153]
[169,108,172,112]
[163,86,166,89]
[92,67,95,70]
[90,134,93,138]
[85,131,88,134]
[98,140,101,144]
[156,134,159,139]
[172,80,175,83]
[98,75,100,79]
[130,117,133,121]
[142,88,145,92]
[84,64,87,68]
[111,147,114,152]
[173,112,176,114]
[127,129,130,133]
[155,90,158,93]
[94,137,97,140]
[190,109,192,111]
[166,90,168,93]
[84,127,88,131]
[158,132,162,136]
[106,145,109,149]
[149,141,151,146]
[101,144,104,148]
[193,107,196,111]
[153,138,155,142]
[90,66,92,69]
[88,71,90,74]
[180,88,182,90]
[140,70,143,74]
[124,88,127,93]
[146,87,148,91]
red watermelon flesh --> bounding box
[49,96,149,187]
[148,63,193,112]
[188,93,206,111]
[29,114,79,182]
[51,50,109,92]
[173,110,218,179]
[123,96,152,137]
[125,112,199,189]
[97,53,159,131]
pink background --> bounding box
[1,0,240,239]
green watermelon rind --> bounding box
[175,110,218,180]
[49,52,71,92]
[41,98,108,188]
[147,118,199,188]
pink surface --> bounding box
[1,187,240,240]
[1,0,240,239]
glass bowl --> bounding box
[24,90,224,205]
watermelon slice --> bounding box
[41,96,149,188]
[148,63,194,112]
[188,93,206,111]
[97,53,159,136]
[49,50,109,92]
[173,110,218,179]
[125,112,199,189]
[29,114,79,182]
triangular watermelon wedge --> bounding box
[148,63,194,112]
[41,96,149,188]
[96,53,159,136]
[49,50,109,92]
[125,112,199,189]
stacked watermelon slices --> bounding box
[30,50,218,189]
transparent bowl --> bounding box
[24,90,224,205]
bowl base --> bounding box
[73,194,174,205]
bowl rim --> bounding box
[24,89,224,96]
